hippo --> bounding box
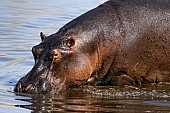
[15,0,170,94]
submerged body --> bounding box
[15,0,170,94]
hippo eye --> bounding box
[65,39,75,48]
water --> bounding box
[0,0,170,112]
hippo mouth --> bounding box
[15,68,50,94]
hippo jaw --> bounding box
[14,57,92,94]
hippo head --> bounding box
[14,30,97,94]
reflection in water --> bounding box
[0,87,32,113]
[15,84,170,113]
[0,0,170,112]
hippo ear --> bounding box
[40,32,47,41]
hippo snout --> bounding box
[15,81,34,93]
[14,77,50,94]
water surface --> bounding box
[0,0,170,112]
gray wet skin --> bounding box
[15,0,170,94]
